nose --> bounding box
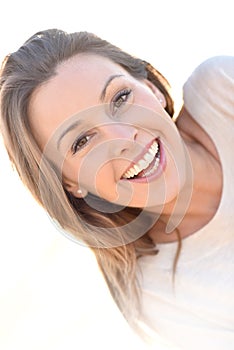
[102,123,138,156]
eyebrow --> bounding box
[57,120,82,149]
[100,74,124,101]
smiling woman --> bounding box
[28,52,184,211]
[0,29,234,349]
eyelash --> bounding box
[112,88,132,114]
[71,133,94,155]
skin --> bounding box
[28,54,222,243]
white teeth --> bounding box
[152,142,158,153]
[149,148,155,156]
[129,169,135,177]
[138,159,148,169]
[144,152,154,163]
[122,140,160,179]
[134,164,140,173]
[144,157,160,177]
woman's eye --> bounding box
[112,88,131,114]
[71,134,93,155]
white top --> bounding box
[138,56,234,349]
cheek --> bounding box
[64,150,117,201]
[95,163,119,202]
[61,158,81,185]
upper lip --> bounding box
[121,138,159,179]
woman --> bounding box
[0,29,233,349]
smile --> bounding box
[122,139,161,180]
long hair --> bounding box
[0,29,177,331]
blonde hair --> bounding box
[0,29,177,330]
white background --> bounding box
[0,0,233,349]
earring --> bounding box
[159,97,164,104]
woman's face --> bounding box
[29,54,187,211]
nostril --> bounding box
[120,147,128,155]
[133,127,138,141]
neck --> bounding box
[148,107,222,243]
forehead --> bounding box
[32,53,128,113]
[28,54,129,147]
[55,53,127,89]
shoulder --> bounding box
[183,56,234,120]
[184,55,234,90]
[193,55,234,73]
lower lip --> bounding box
[122,139,167,184]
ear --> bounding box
[63,180,88,199]
[143,79,167,108]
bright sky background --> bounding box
[0,0,233,349]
